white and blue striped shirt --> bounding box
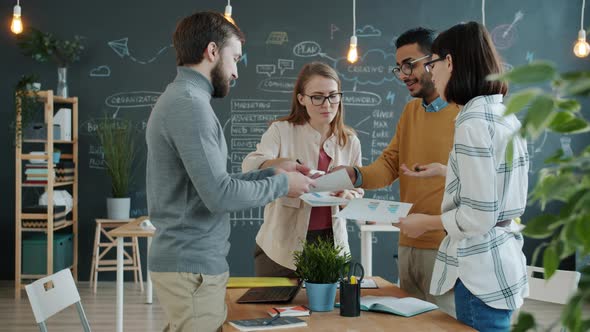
[430,94,530,310]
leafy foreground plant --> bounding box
[490,61,590,332]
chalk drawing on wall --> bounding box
[257,77,297,93]
[266,31,289,45]
[356,25,382,38]
[560,136,574,158]
[293,41,322,57]
[278,59,294,75]
[526,51,535,63]
[334,49,396,86]
[491,10,524,50]
[342,91,382,107]
[331,24,340,40]
[89,65,111,77]
[256,64,276,77]
[108,37,172,64]
[104,91,161,118]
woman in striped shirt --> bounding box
[397,21,529,331]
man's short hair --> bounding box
[395,27,436,55]
[173,11,245,66]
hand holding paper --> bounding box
[309,169,354,193]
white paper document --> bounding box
[335,198,413,223]
[299,191,349,207]
[310,169,354,193]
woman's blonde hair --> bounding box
[273,62,354,146]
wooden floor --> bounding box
[0,280,576,332]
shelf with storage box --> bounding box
[14,89,78,298]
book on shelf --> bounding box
[23,205,66,215]
[266,305,311,317]
[228,317,307,331]
[358,295,438,317]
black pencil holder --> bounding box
[339,281,361,317]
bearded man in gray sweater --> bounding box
[146,12,314,332]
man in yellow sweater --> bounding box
[339,28,459,317]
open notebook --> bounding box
[359,296,438,317]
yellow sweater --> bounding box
[359,98,460,249]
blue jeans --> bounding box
[454,279,513,332]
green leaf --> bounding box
[561,70,590,80]
[490,61,556,84]
[531,243,548,267]
[548,111,589,133]
[575,216,590,249]
[562,293,584,331]
[556,99,581,112]
[511,311,536,332]
[505,138,514,168]
[564,77,590,96]
[543,246,559,279]
[522,214,559,239]
[544,149,568,164]
[504,89,541,116]
[524,95,556,138]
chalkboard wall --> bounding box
[1,0,588,282]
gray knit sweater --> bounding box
[146,66,288,274]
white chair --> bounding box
[527,266,581,304]
[25,269,91,332]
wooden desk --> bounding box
[224,277,473,331]
[108,217,154,332]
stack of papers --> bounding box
[299,192,349,207]
[335,198,413,224]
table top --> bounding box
[223,277,473,331]
[107,216,154,238]
[355,221,400,232]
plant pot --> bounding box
[305,281,338,312]
[107,197,130,220]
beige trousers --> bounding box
[398,246,456,318]
[150,271,229,332]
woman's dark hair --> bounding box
[431,21,508,105]
[173,11,245,66]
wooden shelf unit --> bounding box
[14,90,79,298]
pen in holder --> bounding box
[339,280,361,317]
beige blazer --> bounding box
[242,121,363,270]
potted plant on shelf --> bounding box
[293,238,351,312]
[94,116,136,220]
[13,74,41,147]
[16,27,85,98]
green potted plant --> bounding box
[488,62,590,332]
[293,238,351,312]
[94,116,136,220]
[17,27,85,97]
[14,74,41,147]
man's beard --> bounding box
[211,59,230,98]
[410,72,436,99]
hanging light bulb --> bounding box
[573,0,589,58]
[347,36,358,63]
[224,0,235,25]
[11,1,23,34]
[347,0,359,63]
[573,29,590,58]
